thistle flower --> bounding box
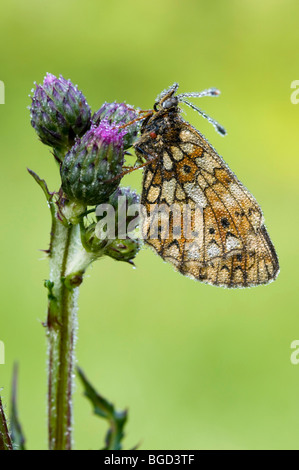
[92,102,139,149]
[61,120,126,206]
[30,73,91,157]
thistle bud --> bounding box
[83,222,106,253]
[61,120,126,206]
[109,186,140,211]
[30,73,91,156]
[104,237,141,264]
[105,186,140,237]
[92,102,138,149]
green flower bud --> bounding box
[61,120,126,206]
[92,102,139,149]
[83,222,106,253]
[104,237,141,264]
[108,186,140,213]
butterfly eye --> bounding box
[162,97,178,109]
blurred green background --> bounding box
[0,0,298,450]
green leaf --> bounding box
[27,168,53,203]
[27,168,60,226]
[77,367,127,450]
[10,364,26,450]
[44,280,56,301]
[0,394,13,450]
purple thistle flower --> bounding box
[43,73,57,88]
[30,73,91,159]
[89,120,127,149]
[92,101,139,149]
[61,120,126,206]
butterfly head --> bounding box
[153,83,180,112]
[151,83,226,136]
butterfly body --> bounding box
[134,84,279,288]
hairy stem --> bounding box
[47,216,94,450]
[29,169,98,449]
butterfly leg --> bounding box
[102,148,159,183]
[118,110,153,131]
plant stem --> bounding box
[47,220,75,450]
[0,395,13,450]
[47,216,94,450]
[28,170,98,449]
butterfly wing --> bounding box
[140,122,279,288]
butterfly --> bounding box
[133,83,279,288]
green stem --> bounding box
[0,395,13,450]
[28,170,98,450]
[47,216,94,450]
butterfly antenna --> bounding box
[180,99,227,136]
[177,87,221,99]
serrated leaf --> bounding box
[27,168,53,202]
[27,168,57,222]
[77,367,127,450]
[10,364,26,450]
[0,395,13,450]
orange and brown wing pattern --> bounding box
[140,121,279,288]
